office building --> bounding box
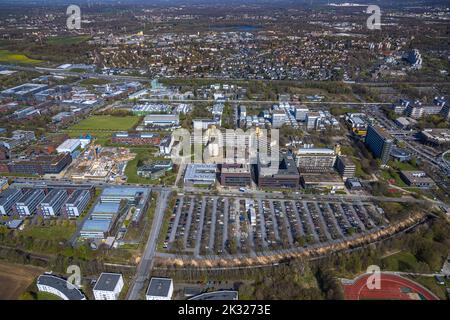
[365,125,393,165]
[38,189,68,216]
[8,153,72,175]
[399,171,435,188]
[220,164,252,187]
[137,160,173,180]
[80,219,112,239]
[0,188,22,215]
[184,164,217,186]
[63,189,91,217]
[14,189,45,216]
[335,155,356,180]
[300,173,346,190]
[295,148,336,173]
[93,273,124,300]
[305,112,320,130]
[91,202,120,220]
[1,83,48,100]
[37,274,86,300]
[295,106,309,121]
[146,277,174,300]
[271,110,287,128]
[419,129,450,146]
[258,153,300,188]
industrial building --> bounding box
[38,189,68,216]
[143,114,179,127]
[295,148,336,173]
[146,277,174,300]
[184,164,217,186]
[111,132,161,146]
[93,273,124,300]
[220,164,252,187]
[365,125,393,165]
[56,139,81,154]
[14,189,45,216]
[37,274,86,300]
[258,153,300,188]
[63,189,92,217]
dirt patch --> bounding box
[0,260,44,300]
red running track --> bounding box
[343,273,439,300]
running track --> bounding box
[343,273,439,300]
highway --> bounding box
[126,189,171,300]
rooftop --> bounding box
[37,274,85,300]
[93,273,122,292]
[146,277,173,297]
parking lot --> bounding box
[161,194,387,257]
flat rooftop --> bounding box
[93,273,122,292]
[37,274,85,300]
[146,277,172,297]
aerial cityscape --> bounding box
[0,0,449,306]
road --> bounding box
[126,188,171,300]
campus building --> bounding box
[258,153,300,188]
[93,273,124,300]
[220,164,252,187]
[184,164,217,186]
[38,189,68,216]
[365,125,393,165]
[146,278,174,300]
[295,148,336,173]
[335,155,356,180]
[7,153,72,175]
[14,189,45,216]
[0,188,23,215]
[62,189,92,218]
[37,274,86,300]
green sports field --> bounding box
[0,50,42,65]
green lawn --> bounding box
[0,50,42,65]
[380,169,408,187]
[47,35,91,45]
[20,220,76,241]
[407,276,449,300]
[64,115,141,145]
[381,251,419,272]
[444,152,450,162]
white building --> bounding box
[56,139,81,153]
[146,277,174,300]
[93,273,124,300]
[37,274,86,300]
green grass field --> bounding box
[381,251,419,271]
[47,35,91,45]
[64,115,141,145]
[0,50,42,65]
[20,220,76,241]
[407,276,449,300]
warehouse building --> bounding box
[144,114,179,127]
[56,139,81,154]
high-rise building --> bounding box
[365,125,393,165]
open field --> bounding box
[0,50,42,65]
[0,260,43,300]
[47,35,91,45]
[381,251,419,271]
[64,115,141,145]
[69,115,140,131]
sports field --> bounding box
[343,273,439,300]
[0,50,42,65]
